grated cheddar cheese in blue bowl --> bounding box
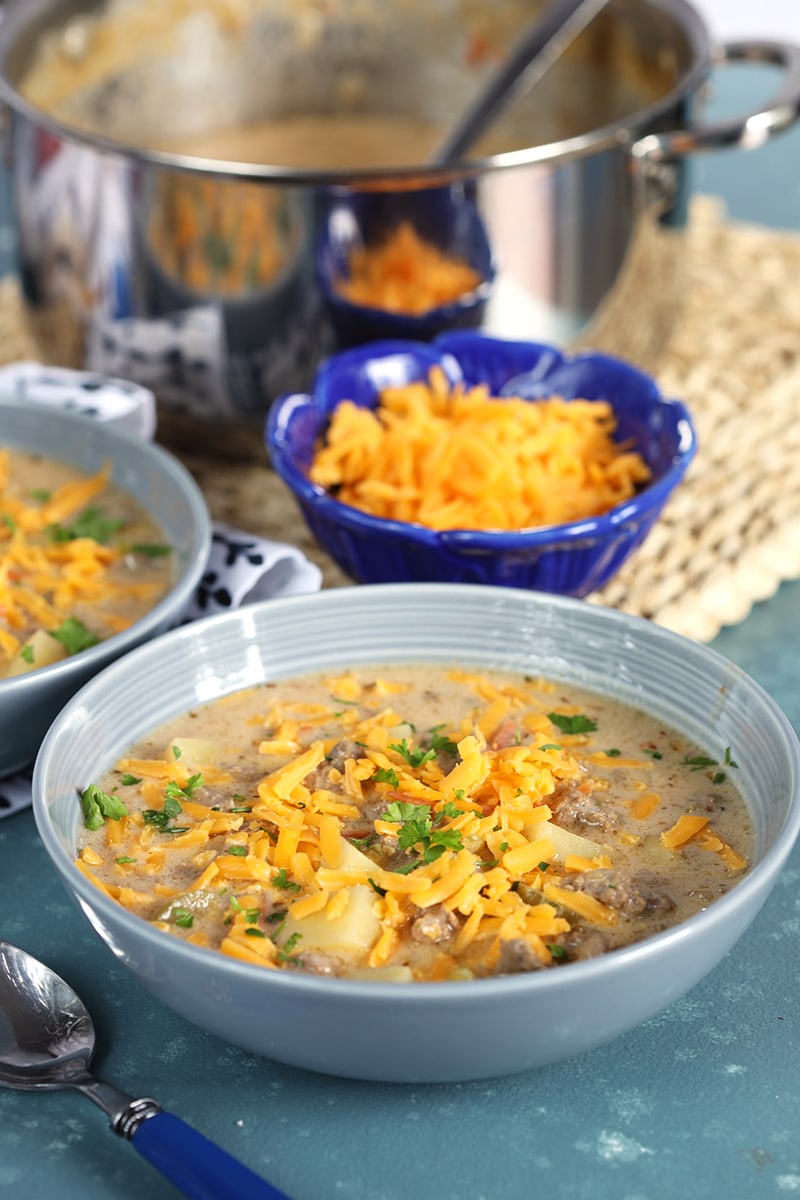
[266,331,696,595]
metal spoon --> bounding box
[429,0,609,164]
[0,939,291,1200]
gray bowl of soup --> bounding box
[31,583,800,1083]
[0,400,211,775]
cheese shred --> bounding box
[309,368,652,532]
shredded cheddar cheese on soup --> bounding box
[0,447,173,678]
[76,666,750,983]
[308,367,652,531]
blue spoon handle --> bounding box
[132,1110,291,1200]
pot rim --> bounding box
[0,0,711,184]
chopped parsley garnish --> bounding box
[273,868,301,892]
[142,808,174,831]
[2,513,16,533]
[80,782,128,830]
[368,877,387,896]
[548,944,568,961]
[603,748,621,757]
[20,644,35,664]
[165,773,203,802]
[115,855,137,864]
[277,932,303,963]
[383,801,429,842]
[29,488,51,502]
[643,748,663,760]
[143,783,195,833]
[172,744,182,759]
[50,617,99,656]
[389,737,435,769]
[547,712,598,734]
[127,542,171,558]
[349,833,377,851]
[163,794,183,819]
[226,845,247,857]
[429,726,459,757]
[118,773,142,786]
[244,927,266,938]
[383,800,464,869]
[48,506,124,545]
[681,754,717,771]
[681,748,738,784]
[373,766,400,788]
[173,908,194,929]
[538,743,562,752]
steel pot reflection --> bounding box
[0,0,798,458]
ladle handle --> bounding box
[131,1110,291,1200]
[429,0,608,163]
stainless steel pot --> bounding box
[0,0,798,458]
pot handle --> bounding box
[632,39,800,162]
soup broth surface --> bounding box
[161,114,443,170]
[77,664,751,982]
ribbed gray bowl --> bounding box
[32,584,800,1083]
[0,401,211,773]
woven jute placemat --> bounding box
[1,195,798,642]
[593,196,800,641]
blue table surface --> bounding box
[2,66,800,1200]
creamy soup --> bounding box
[160,114,443,171]
[0,448,174,678]
[77,665,751,982]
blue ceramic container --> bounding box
[266,331,697,595]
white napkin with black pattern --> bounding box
[0,362,322,816]
[0,360,157,438]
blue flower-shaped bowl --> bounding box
[266,330,697,596]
